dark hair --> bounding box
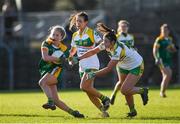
[97,23,117,43]
[69,11,88,30]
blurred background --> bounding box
[0,0,180,90]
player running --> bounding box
[69,12,110,117]
[38,25,84,118]
[110,20,136,105]
[71,23,149,117]
[153,24,177,98]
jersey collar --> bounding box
[78,26,88,36]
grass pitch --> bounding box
[0,88,180,123]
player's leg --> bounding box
[120,64,148,117]
[49,84,84,118]
[120,74,140,117]
[80,72,110,111]
[79,71,102,109]
[39,73,52,98]
[38,73,55,110]
[110,67,127,105]
[160,66,172,97]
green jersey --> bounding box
[38,38,69,80]
[154,36,174,66]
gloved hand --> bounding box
[72,56,79,65]
[155,58,162,66]
[86,72,96,80]
[68,56,79,66]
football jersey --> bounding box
[154,36,174,60]
[98,42,143,70]
[38,38,69,76]
[71,27,102,72]
[116,32,134,48]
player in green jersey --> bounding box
[38,25,84,118]
[153,24,177,98]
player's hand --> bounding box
[155,58,162,65]
[86,72,96,80]
[68,56,79,66]
[72,56,79,65]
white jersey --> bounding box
[116,32,134,48]
[98,42,143,70]
[71,27,101,72]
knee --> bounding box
[39,79,46,87]
[80,84,88,92]
[116,81,122,87]
[120,87,131,96]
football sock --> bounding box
[67,108,74,115]
[100,95,107,101]
[48,98,54,104]
[138,88,144,94]
[129,105,136,113]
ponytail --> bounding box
[97,23,117,42]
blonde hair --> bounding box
[160,23,170,37]
[117,20,129,32]
[160,23,169,30]
[49,25,66,40]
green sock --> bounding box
[138,88,144,94]
[100,95,106,101]
[67,108,74,115]
[48,98,53,104]
[129,105,136,113]
[99,105,103,111]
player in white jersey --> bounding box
[69,12,110,117]
[116,20,134,48]
[72,23,149,117]
[110,20,136,105]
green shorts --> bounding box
[161,58,172,67]
[117,62,144,76]
[39,67,63,82]
[79,68,98,78]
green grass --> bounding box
[0,88,180,123]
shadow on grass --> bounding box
[85,116,180,121]
[138,116,180,121]
[0,113,65,118]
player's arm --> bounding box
[168,42,177,52]
[79,46,101,60]
[69,47,77,57]
[95,60,119,77]
[153,40,160,61]
[41,47,58,62]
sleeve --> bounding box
[131,35,135,47]
[63,48,70,58]
[71,38,76,47]
[98,42,106,51]
[93,30,102,43]
[41,41,49,51]
[111,46,122,60]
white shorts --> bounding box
[79,54,100,72]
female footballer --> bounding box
[72,23,149,117]
[38,25,84,118]
[110,20,136,105]
[153,24,177,97]
[69,12,110,117]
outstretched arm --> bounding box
[95,59,119,77]
[79,46,101,60]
